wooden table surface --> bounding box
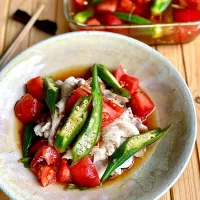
[0,0,200,200]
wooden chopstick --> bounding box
[0,4,45,70]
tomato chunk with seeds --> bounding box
[56,159,71,183]
[96,0,118,12]
[14,94,44,123]
[114,65,125,81]
[119,74,139,95]
[37,165,56,187]
[173,8,200,22]
[30,145,61,173]
[86,18,101,25]
[130,92,155,119]
[105,13,124,25]
[27,76,44,101]
[101,97,124,128]
[29,139,48,156]
[70,157,100,187]
[119,0,134,12]
[65,87,89,111]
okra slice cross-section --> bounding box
[72,64,103,165]
[101,126,171,182]
[54,96,92,152]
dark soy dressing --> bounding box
[16,66,158,188]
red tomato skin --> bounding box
[56,159,71,183]
[30,145,61,173]
[96,0,118,12]
[37,165,56,187]
[29,139,48,156]
[70,157,100,187]
[75,0,84,5]
[130,92,155,119]
[105,13,124,25]
[65,88,89,111]
[27,76,44,101]
[14,94,44,123]
[114,65,125,81]
[173,8,200,22]
[86,18,101,25]
[119,74,139,95]
[119,0,134,12]
[101,97,124,127]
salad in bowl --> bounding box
[0,32,196,200]
[14,64,170,188]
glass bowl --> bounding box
[63,0,200,45]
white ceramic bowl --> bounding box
[0,32,196,200]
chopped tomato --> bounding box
[185,0,200,8]
[65,87,89,111]
[114,65,125,81]
[96,0,118,12]
[29,139,48,156]
[56,159,71,183]
[173,8,200,22]
[105,13,124,25]
[30,145,61,173]
[119,0,134,12]
[130,91,155,119]
[27,76,44,101]
[75,0,84,5]
[102,97,124,127]
[70,157,100,187]
[104,13,128,34]
[37,165,56,187]
[86,18,101,25]
[14,94,44,123]
[132,3,150,18]
[119,74,139,95]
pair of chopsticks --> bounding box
[0,4,45,70]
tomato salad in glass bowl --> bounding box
[14,64,170,189]
[72,0,200,26]
[64,0,200,44]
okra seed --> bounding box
[82,135,87,140]
[79,140,84,145]
[82,147,86,152]
[83,100,88,104]
[83,141,87,147]
[77,117,82,122]
[76,106,80,111]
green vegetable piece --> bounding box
[114,12,152,24]
[151,0,172,16]
[66,184,88,190]
[66,184,79,190]
[20,157,31,168]
[72,64,102,165]
[73,9,94,24]
[101,126,171,182]
[96,64,131,99]
[44,77,59,114]
[54,96,92,152]
[23,123,36,158]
